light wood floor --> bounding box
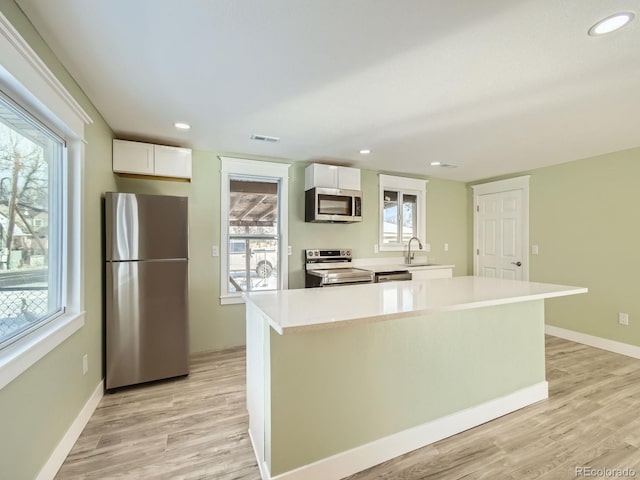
[56,336,640,479]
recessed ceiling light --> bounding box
[430,161,441,166]
[174,122,191,130]
[588,12,634,36]
[359,149,371,155]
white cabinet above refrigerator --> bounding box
[113,139,192,180]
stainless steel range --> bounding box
[304,249,374,287]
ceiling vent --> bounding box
[251,134,280,143]
[430,161,457,168]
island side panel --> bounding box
[246,301,270,475]
[267,300,546,476]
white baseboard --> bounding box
[35,380,103,480]
[263,382,548,480]
[545,325,640,359]
[248,428,271,480]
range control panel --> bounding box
[305,249,352,260]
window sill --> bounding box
[0,311,85,390]
[220,295,245,305]
[379,245,408,252]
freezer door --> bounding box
[106,259,189,390]
[105,192,189,261]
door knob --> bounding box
[511,261,522,267]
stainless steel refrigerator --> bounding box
[104,192,189,390]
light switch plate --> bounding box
[424,243,431,253]
[211,245,219,257]
[532,245,539,255]
[288,245,292,255]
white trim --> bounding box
[220,157,291,178]
[471,175,531,196]
[219,157,290,302]
[378,174,428,252]
[0,11,92,138]
[35,381,103,480]
[0,312,85,390]
[378,174,427,191]
[0,12,87,388]
[259,382,548,480]
[220,294,245,305]
[545,325,640,360]
[249,429,271,480]
[472,175,530,280]
[66,140,85,314]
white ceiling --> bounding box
[15,0,640,182]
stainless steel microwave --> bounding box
[305,187,362,223]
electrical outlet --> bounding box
[211,245,219,257]
[444,243,449,252]
[374,244,379,254]
[619,312,629,326]
[424,243,431,253]
[287,245,292,255]
[532,244,539,255]
[82,354,88,375]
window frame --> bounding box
[0,11,91,390]
[219,157,290,304]
[378,174,427,252]
[0,92,66,348]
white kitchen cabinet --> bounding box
[337,165,361,190]
[113,139,192,180]
[154,144,192,178]
[304,163,360,190]
[409,266,453,280]
[112,139,154,175]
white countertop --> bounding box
[359,263,454,273]
[243,276,588,334]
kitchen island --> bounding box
[243,276,587,480]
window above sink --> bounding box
[378,174,427,252]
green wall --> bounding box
[0,1,117,479]
[527,147,640,346]
[266,300,546,475]
[117,156,471,353]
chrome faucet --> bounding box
[406,236,423,264]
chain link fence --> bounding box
[0,287,48,340]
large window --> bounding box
[228,178,279,293]
[0,94,64,348]
[0,12,89,389]
[220,157,289,304]
[378,174,427,251]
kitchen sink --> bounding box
[403,262,439,267]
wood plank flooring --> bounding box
[56,336,640,479]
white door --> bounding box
[476,189,525,280]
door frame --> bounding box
[472,176,530,280]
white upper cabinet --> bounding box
[112,139,154,175]
[113,139,192,180]
[336,166,361,190]
[154,144,192,178]
[304,163,360,191]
